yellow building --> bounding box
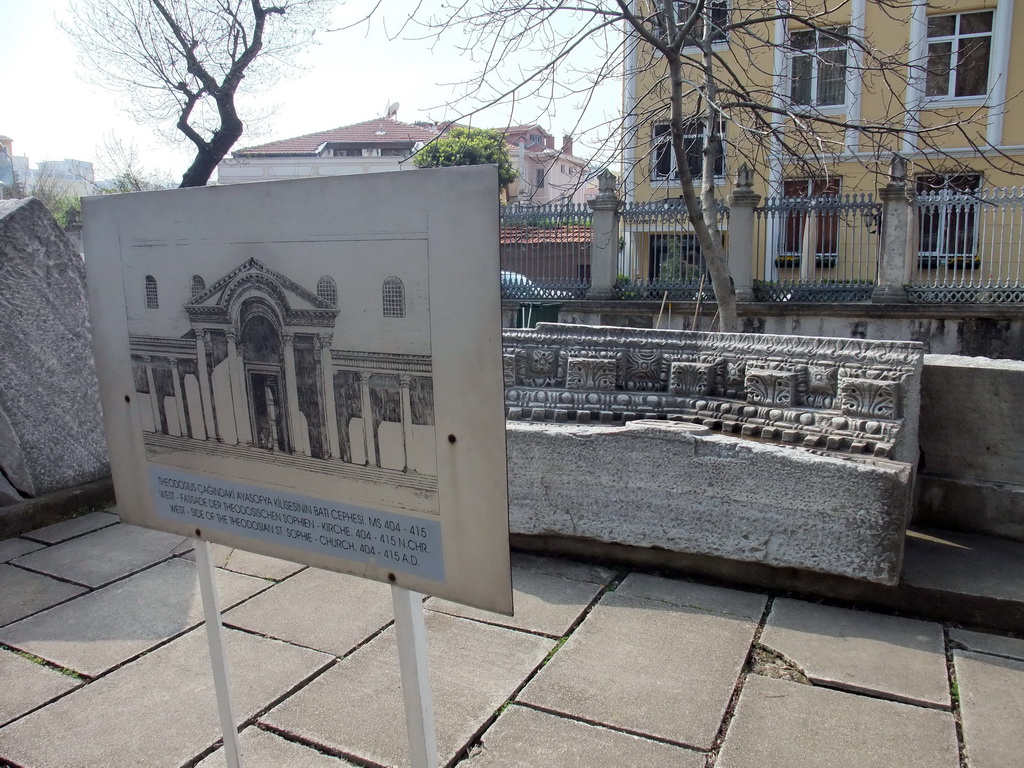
[622,0,1023,294]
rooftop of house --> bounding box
[232,117,443,157]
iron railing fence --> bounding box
[499,202,593,299]
[617,198,727,300]
[907,187,1024,303]
[753,194,881,302]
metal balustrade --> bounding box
[616,198,727,300]
[499,202,592,299]
[753,194,881,302]
[907,187,1024,303]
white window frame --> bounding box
[789,26,849,112]
[677,0,729,50]
[923,11,993,107]
[651,120,726,184]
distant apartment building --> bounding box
[218,113,597,206]
[505,125,596,206]
[217,116,442,184]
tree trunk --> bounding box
[665,54,739,332]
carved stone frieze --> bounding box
[669,362,711,397]
[745,368,797,407]
[502,323,924,463]
[839,377,899,419]
[566,357,617,391]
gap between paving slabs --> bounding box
[449,570,632,766]
[0,555,287,743]
[241,568,631,768]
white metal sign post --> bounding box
[194,538,244,768]
[83,167,510,767]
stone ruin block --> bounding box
[503,323,924,465]
[502,323,925,583]
[0,198,109,500]
[507,420,913,585]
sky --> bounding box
[1,0,623,185]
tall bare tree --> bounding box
[413,0,1020,331]
[66,0,333,187]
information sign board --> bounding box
[83,167,512,614]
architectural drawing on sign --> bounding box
[126,257,438,514]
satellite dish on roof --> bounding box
[386,101,400,119]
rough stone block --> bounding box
[917,354,1024,540]
[508,420,913,584]
[0,198,108,499]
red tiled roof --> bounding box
[233,118,442,157]
[500,224,592,245]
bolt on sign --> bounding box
[83,167,512,614]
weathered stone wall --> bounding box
[507,420,913,585]
[916,355,1024,541]
[0,198,108,501]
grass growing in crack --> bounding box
[539,636,570,667]
[5,645,85,680]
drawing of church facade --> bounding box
[127,257,437,480]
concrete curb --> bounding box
[0,477,116,539]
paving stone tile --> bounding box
[759,598,949,708]
[223,568,393,656]
[904,529,1024,602]
[615,572,767,620]
[460,704,705,768]
[181,543,306,581]
[519,580,764,749]
[510,552,617,585]
[11,523,187,587]
[195,726,358,768]
[263,610,553,768]
[716,675,958,768]
[0,564,86,627]
[0,558,269,676]
[426,566,603,636]
[23,510,120,544]
[0,537,44,563]
[949,628,1024,661]
[0,649,80,727]
[954,650,1024,768]
[0,626,331,768]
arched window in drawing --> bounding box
[145,275,159,309]
[316,276,338,306]
[191,275,206,298]
[382,276,405,318]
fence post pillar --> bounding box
[727,164,760,302]
[872,155,913,303]
[587,169,620,300]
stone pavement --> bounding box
[2,509,1022,768]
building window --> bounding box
[652,120,725,181]
[316,276,337,306]
[778,178,842,265]
[145,275,158,309]
[648,234,706,281]
[190,275,206,299]
[678,0,728,47]
[383,277,405,318]
[925,12,992,99]
[536,168,546,188]
[790,26,848,107]
[916,173,982,266]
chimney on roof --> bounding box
[562,134,573,156]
